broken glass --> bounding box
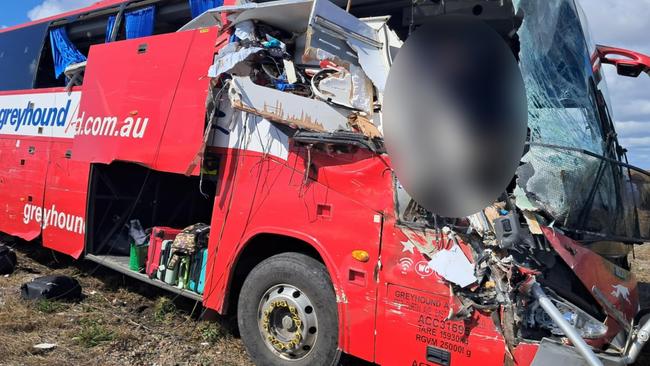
[514,0,648,241]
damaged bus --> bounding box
[1,0,650,365]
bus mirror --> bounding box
[596,45,650,78]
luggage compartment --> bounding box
[84,161,217,300]
[85,162,215,256]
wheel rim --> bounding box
[257,284,318,360]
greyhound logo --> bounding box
[611,284,631,304]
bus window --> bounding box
[32,0,194,89]
[0,23,49,91]
[108,0,193,41]
[35,12,117,89]
[152,0,192,33]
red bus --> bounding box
[1,0,650,365]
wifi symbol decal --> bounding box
[399,258,413,274]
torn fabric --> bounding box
[208,46,264,78]
[234,20,257,41]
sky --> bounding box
[0,0,648,167]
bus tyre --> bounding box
[238,252,340,366]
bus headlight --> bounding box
[533,295,608,339]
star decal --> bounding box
[401,240,415,254]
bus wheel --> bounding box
[237,252,340,366]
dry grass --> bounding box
[0,237,251,366]
[2,236,650,365]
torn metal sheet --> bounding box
[427,244,477,288]
[208,46,264,78]
[210,110,290,161]
[530,339,615,366]
[362,16,402,63]
[310,0,379,45]
[347,39,389,93]
[228,76,351,132]
[359,16,403,94]
[303,0,388,91]
[221,0,313,34]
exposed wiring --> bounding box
[303,144,312,188]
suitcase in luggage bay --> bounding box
[177,256,191,289]
[187,249,200,292]
[197,249,208,294]
[163,261,179,286]
[156,240,174,281]
[189,248,208,294]
[129,241,148,273]
[146,227,182,278]
[166,223,210,269]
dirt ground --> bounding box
[1,237,650,366]
[0,236,252,366]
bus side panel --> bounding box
[203,151,383,362]
[72,31,196,169]
[42,139,90,258]
[0,137,22,235]
[154,28,224,175]
[0,89,82,241]
[375,223,507,366]
[0,136,50,240]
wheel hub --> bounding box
[258,284,318,360]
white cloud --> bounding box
[616,121,650,138]
[27,0,97,21]
[578,0,650,53]
[620,136,650,148]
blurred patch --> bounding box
[383,17,527,217]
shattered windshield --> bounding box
[513,0,648,241]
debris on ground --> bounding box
[21,275,82,301]
[0,243,17,275]
[32,343,57,353]
[0,239,251,366]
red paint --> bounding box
[542,226,639,344]
[0,1,643,365]
[595,45,650,77]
